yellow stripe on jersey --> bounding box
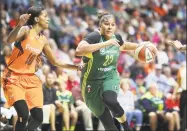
[85,53,93,58]
[82,54,93,101]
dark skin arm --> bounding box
[43,38,79,70]
[7,14,31,44]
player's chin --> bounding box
[105,33,113,38]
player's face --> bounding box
[38,10,49,29]
[100,17,116,38]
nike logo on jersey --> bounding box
[26,44,40,54]
[87,85,91,93]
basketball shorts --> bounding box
[81,78,120,117]
[2,68,43,110]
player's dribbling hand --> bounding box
[105,38,120,47]
[18,14,31,27]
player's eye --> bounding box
[104,22,109,26]
[112,23,116,26]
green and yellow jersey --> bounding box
[81,31,124,81]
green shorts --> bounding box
[81,78,120,117]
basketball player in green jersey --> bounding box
[76,12,155,131]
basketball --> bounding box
[134,42,157,63]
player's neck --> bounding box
[32,24,43,35]
[104,36,112,40]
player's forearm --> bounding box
[120,42,139,51]
[76,41,109,56]
[7,25,22,43]
[54,60,78,70]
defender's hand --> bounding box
[167,40,183,50]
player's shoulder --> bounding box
[19,26,30,37]
[21,25,30,31]
[84,30,101,44]
[114,33,123,41]
[87,30,101,37]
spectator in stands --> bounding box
[39,64,51,83]
[0,45,12,66]
[156,43,169,65]
[165,93,180,131]
[121,68,137,91]
[55,67,68,89]
[118,78,143,131]
[56,80,78,131]
[83,0,97,16]
[140,83,175,131]
[145,64,170,94]
[129,60,146,81]
[163,66,178,93]
[8,10,20,29]
[66,72,79,92]
[71,81,93,130]
[135,74,146,99]
[43,73,58,131]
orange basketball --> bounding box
[134,43,157,63]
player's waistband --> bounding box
[4,68,34,76]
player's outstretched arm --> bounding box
[75,39,120,56]
[7,14,31,44]
[43,41,81,71]
[120,41,151,51]
[167,40,186,52]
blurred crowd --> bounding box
[0,0,186,131]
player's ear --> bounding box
[35,17,39,23]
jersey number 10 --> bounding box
[103,55,113,66]
[25,53,36,65]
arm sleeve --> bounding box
[115,34,124,46]
[84,31,101,44]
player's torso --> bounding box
[7,29,45,74]
[82,35,120,80]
